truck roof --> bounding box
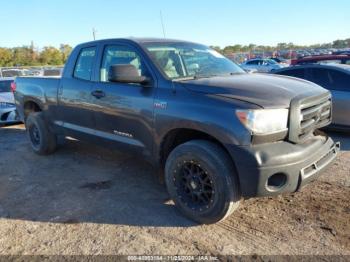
[77,37,199,46]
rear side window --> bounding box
[0,81,12,92]
[309,68,349,91]
[309,68,332,89]
[327,70,349,91]
[246,60,259,65]
[73,47,96,81]
[277,68,305,79]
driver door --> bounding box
[91,43,157,156]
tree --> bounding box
[0,48,13,67]
[1,37,350,67]
[222,45,243,54]
[332,39,348,49]
[276,43,288,50]
[248,44,257,51]
[39,46,63,65]
[12,46,36,66]
[346,39,350,48]
[60,44,73,63]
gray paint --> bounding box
[14,38,338,198]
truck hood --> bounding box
[0,92,15,104]
[180,73,328,108]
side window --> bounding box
[310,68,332,89]
[328,70,349,91]
[278,68,305,79]
[100,45,149,82]
[73,47,96,81]
[247,60,258,65]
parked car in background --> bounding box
[28,69,43,76]
[333,49,350,55]
[295,50,311,58]
[269,57,289,65]
[43,68,63,77]
[0,69,30,78]
[0,78,20,125]
[291,55,350,66]
[273,64,350,131]
[240,58,287,73]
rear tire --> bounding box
[25,112,57,155]
[165,140,241,224]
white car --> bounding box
[0,68,30,78]
[241,58,287,73]
[0,78,19,125]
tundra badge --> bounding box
[154,101,167,109]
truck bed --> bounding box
[15,76,61,122]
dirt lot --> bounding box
[0,124,349,256]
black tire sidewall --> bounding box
[26,113,56,155]
[165,141,239,224]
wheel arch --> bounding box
[158,127,236,170]
[23,99,43,120]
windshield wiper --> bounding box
[230,72,245,75]
[194,74,219,79]
[173,76,196,82]
[174,73,241,82]
[173,75,216,81]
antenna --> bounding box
[159,11,166,38]
[92,28,97,40]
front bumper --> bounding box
[227,135,339,198]
[0,106,20,125]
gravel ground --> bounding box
[0,124,349,256]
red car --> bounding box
[291,54,350,65]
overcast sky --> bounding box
[1,0,349,48]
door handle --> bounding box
[91,90,105,99]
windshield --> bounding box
[144,42,245,79]
[266,59,278,64]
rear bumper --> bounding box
[227,135,339,198]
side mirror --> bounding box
[108,64,149,85]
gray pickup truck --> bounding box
[14,38,339,224]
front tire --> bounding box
[26,112,57,155]
[165,140,241,224]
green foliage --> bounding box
[216,37,350,55]
[12,46,37,66]
[0,44,73,67]
[0,37,349,66]
[0,48,12,67]
[39,46,63,65]
[60,44,73,63]
[332,39,350,49]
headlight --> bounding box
[236,109,289,135]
